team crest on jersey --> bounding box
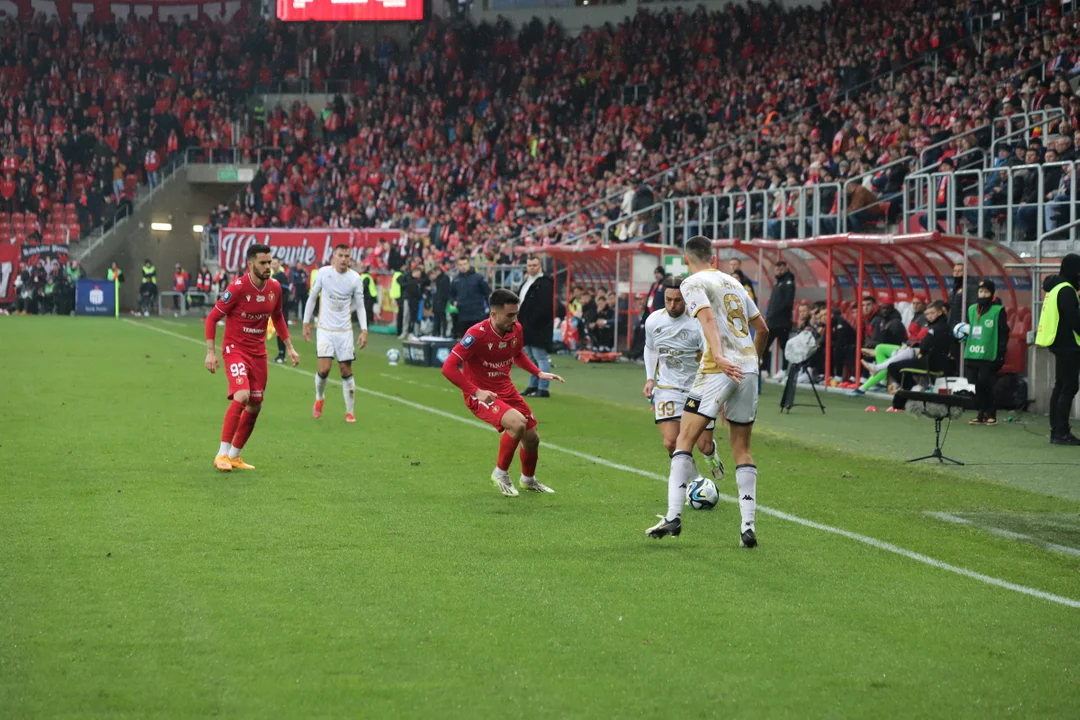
[462,333,475,348]
[221,290,233,303]
[269,291,275,302]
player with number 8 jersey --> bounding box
[204,243,299,472]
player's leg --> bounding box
[696,424,724,480]
[214,387,247,471]
[228,356,267,469]
[658,420,679,457]
[339,359,356,422]
[313,328,334,418]
[493,409,527,497]
[518,415,553,493]
[724,379,760,548]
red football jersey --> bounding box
[450,319,527,394]
[207,273,289,357]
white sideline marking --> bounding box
[927,512,1080,558]
[126,320,1080,610]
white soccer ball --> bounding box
[386,348,402,366]
[952,322,971,340]
[686,477,719,510]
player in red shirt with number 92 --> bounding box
[204,243,300,472]
[442,288,565,497]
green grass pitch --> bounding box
[2,316,1079,718]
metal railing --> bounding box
[902,160,1078,245]
[990,108,1068,159]
[603,203,663,244]
[183,147,286,166]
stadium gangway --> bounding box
[989,108,1068,160]
[603,203,664,245]
[902,160,1079,245]
[662,183,845,246]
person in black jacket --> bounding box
[764,260,796,374]
[645,266,667,316]
[427,265,451,337]
[516,256,555,397]
[449,256,492,339]
[1042,254,1080,444]
[403,266,425,337]
[888,300,953,409]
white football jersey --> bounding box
[645,309,703,391]
[304,266,368,331]
[680,269,761,375]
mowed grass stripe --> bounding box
[129,320,1080,610]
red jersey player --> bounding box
[441,288,565,496]
[204,243,300,471]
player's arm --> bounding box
[441,337,489,400]
[750,313,769,362]
[203,292,233,373]
[271,291,300,367]
[513,348,564,383]
[353,278,369,348]
[695,306,745,383]
[302,271,322,342]
[642,316,658,398]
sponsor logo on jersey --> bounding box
[498,342,507,348]
[256,295,265,302]
[242,327,266,335]
[462,333,475,348]
[221,290,233,303]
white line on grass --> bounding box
[926,512,1080,558]
[127,320,1080,610]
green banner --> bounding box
[216,167,239,182]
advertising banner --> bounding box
[276,0,422,22]
[218,228,404,273]
[76,279,116,316]
[0,240,18,304]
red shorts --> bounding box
[223,347,267,402]
[465,390,537,432]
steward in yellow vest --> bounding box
[1035,253,1080,444]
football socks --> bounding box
[736,464,758,531]
[314,372,328,401]
[341,375,355,415]
[667,450,695,521]
[497,432,519,473]
[230,409,259,456]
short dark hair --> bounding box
[334,243,350,252]
[684,235,713,263]
[862,295,876,304]
[927,300,948,313]
[489,289,520,309]
[245,243,271,262]
[662,275,684,290]
[775,260,788,268]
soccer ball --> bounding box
[386,348,402,366]
[686,477,719,510]
[952,322,971,340]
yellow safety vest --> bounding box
[1035,282,1080,347]
[359,273,375,300]
[390,271,403,300]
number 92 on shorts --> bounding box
[684,373,758,425]
[223,347,267,401]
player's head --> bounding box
[682,235,714,271]
[245,243,273,281]
[488,288,520,333]
[332,244,351,272]
[526,256,543,277]
[662,275,686,317]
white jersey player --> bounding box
[643,276,723,480]
[647,237,769,548]
[302,244,369,423]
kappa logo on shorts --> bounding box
[221,290,233,303]
[685,398,698,409]
[462,333,475,348]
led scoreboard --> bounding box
[276,0,424,21]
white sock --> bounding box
[702,440,718,463]
[218,441,231,457]
[342,375,355,414]
[315,373,328,401]
[228,445,242,459]
[736,464,758,530]
[667,451,695,521]
[493,467,509,480]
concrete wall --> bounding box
[82,177,240,312]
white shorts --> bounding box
[316,328,355,363]
[654,388,716,430]
[685,372,759,425]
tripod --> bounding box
[906,416,963,465]
[780,360,826,414]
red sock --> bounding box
[220,401,245,444]
[231,409,260,451]
[497,432,520,472]
[519,446,538,478]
